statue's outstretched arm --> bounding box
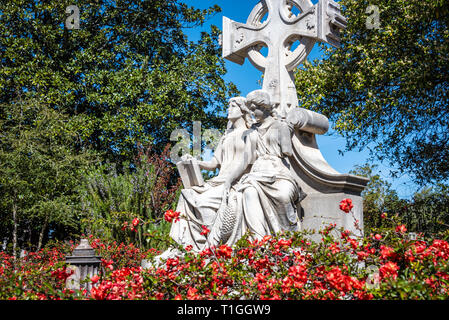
[279,121,293,157]
[198,157,219,171]
[197,136,224,171]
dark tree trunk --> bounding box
[37,216,48,252]
[12,202,18,266]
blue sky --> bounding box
[182,0,419,198]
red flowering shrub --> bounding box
[0,242,77,300]
[87,235,156,270]
[2,200,449,300]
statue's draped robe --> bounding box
[170,118,303,251]
[224,118,303,245]
[169,127,257,252]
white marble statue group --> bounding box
[170,90,307,252]
[160,0,368,257]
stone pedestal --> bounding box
[290,130,368,240]
[65,239,102,291]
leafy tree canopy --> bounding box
[351,164,449,236]
[296,0,449,184]
[350,164,402,232]
[0,98,98,251]
[0,0,238,163]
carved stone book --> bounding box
[176,160,204,188]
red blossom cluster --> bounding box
[395,224,407,234]
[2,199,449,300]
[121,217,142,233]
[379,262,400,280]
[164,210,181,223]
[0,243,76,300]
[90,267,145,300]
[339,198,354,213]
[200,225,210,236]
[88,235,156,270]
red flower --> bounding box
[281,276,294,293]
[199,247,212,257]
[329,243,340,254]
[187,287,200,300]
[340,230,351,240]
[164,210,180,223]
[277,239,293,248]
[348,238,359,250]
[357,251,369,261]
[216,245,232,259]
[91,286,106,300]
[380,262,399,280]
[200,225,210,236]
[339,198,354,213]
[395,224,407,234]
[380,245,398,261]
[374,234,382,240]
[155,292,164,300]
[262,235,272,243]
[132,218,140,227]
[91,275,100,284]
[288,265,308,288]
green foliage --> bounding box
[79,145,181,249]
[3,216,449,300]
[350,164,402,232]
[0,0,237,254]
[351,164,449,237]
[0,0,238,163]
[400,185,449,237]
[0,98,98,252]
[145,220,173,253]
[296,0,449,184]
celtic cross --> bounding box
[223,0,347,116]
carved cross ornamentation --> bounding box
[223,0,347,116]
